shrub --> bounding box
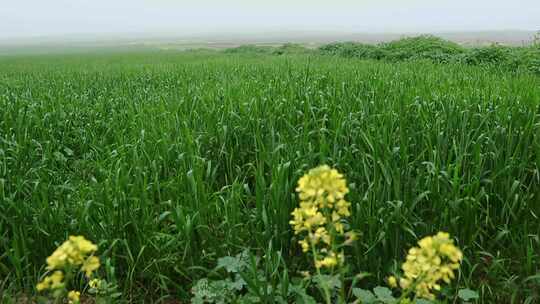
[460,44,510,65]
[380,35,465,63]
[318,42,387,60]
[316,36,540,74]
[224,45,274,54]
[272,43,311,55]
[513,47,540,74]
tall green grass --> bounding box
[0,51,539,302]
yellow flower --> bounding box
[387,276,398,288]
[399,277,410,289]
[50,271,64,289]
[290,206,326,234]
[36,281,48,291]
[303,208,326,230]
[70,236,98,256]
[336,199,351,217]
[296,165,349,208]
[299,239,310,252]
[398,232,463,299]
[81,256,100,278]
[36,271,64,291]
[291,166,355,270]
[315,253,338,269]
[68,290,81,304]
[46,246,69,270]
[89,278,102,289]
[46,235,98,270]
[334,222,344,234]
[37,236,101,300]
[315,252,344,268]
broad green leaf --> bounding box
[217,255,247,273]
[353,288,376,303]
[313,274,341,290]
[232,273,247,290]
[373,286,396,303]
[458,289,479,301]
[290,285,317,304]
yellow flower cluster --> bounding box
[37,235,100,292]
[290,165,352,269]
[89,278,102,289]
[36,271,64,291]
[397,232,463,300]
[68,290,81,304]
[46,236,99,273]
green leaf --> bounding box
[353,288,376,303]
[217,255,247,273]
[415,299,434,304]
[191,278,238,303]
[217,251,251,273]
[232,273,247,290]
[373,286,396,303]
[192,298,204,304]
[214,279,238,292]
[191,279,216,298]
[313,274,341,290]
[290,285,317,304]
[295,293,317,304]
[458,289,479,301]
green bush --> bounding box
[315,36,540,74]
[509,47,540,74]
[460,44,510,65]
[458,45,540,74]
[380,35,465,63]
[224,45,274,54]
[272,43,312,55]
[226,36,540,75]
[318,42,387,59]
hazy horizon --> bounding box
[2,0,539,41]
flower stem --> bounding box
[311,244,332,304]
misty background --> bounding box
[1,0,539,47]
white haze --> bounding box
[1,0,539,39]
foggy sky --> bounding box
[1,0,539,39]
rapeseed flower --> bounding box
[46,235,98,271]
[296,165,349,208]
[397,232,463,300]
[290,165,353,269]
[68,290,81,304]
[387,276,398,288]
[315,252,339,269]
[36,235,105,303]
[81,256,100,278]
[36,270,64,291]
[89,278,102,289]
[37,235,101,293]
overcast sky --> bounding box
[1,0,539,39]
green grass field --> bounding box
[1,49,539,303]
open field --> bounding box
[1,48,540,303]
